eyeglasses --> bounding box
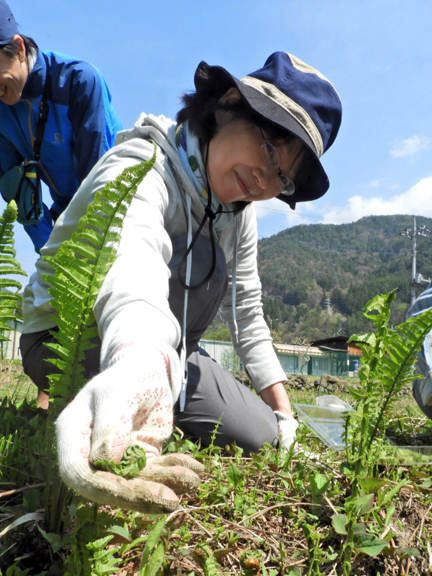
[260,130,296,197]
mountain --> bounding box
[257,215,432,342]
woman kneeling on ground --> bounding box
[20,51,342,513]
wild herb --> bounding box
[337,290,432,574]
[2,184,432,573]
[193,543,222,575]
[94,445,147,479]
[239,549,264,576]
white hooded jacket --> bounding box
[22,114,287,402]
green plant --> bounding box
[61,503,169,576]
[0,155,157,572]
[0,396,46,484]
[302,523,325,576]
[94,445,147,478]
[0,200,26,353]
[338,291,432,574]
[40,154,156,537]
[138,516,168,576]
[3,199,432,574]
[193,543,222,576]
[43,154,156,416]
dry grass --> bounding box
[0,359,37,403]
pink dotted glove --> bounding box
[56,347,203,514]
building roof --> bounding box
[273,343,324,357]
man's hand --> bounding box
[56,347,203,513]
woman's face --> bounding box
[0,36,28,105]
[206,89,305,204]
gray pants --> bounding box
[20,235,279,453]
[176,347,278,453]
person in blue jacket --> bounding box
[0,0,122,253]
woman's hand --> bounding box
[260,381,298,451]
[259,381,293,416]
[274,410,299,451]
[56,346,203,513]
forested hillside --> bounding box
[257,214,432,342]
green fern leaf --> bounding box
[41,155,155,534]
[0,201,26,348]
[42,153,156,415]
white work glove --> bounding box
[56,346,203,514]
[274,410,299,451]
[275,411,319,459]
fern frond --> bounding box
[42,153,156,415]
[41,153,156,533]
[0,201,26,277]
[0,278,23,290]
[0,201,27,347]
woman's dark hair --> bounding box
[0,35,38,59]
[176,67,232,143]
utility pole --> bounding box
[400,216,431,305]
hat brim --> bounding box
[196,62,330,209]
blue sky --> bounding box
[10,0,432,277]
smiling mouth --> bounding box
[236,173,252,197]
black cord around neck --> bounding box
[176,140,248,290]
[177,141,218,290]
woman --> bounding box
[21,51,342,513]
[0,0,122,253]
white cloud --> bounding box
[390,136,430,159]
[321,176,432,224]
[367,178,384,188]
[255,177,432,239]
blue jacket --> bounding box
[0,50,122,253]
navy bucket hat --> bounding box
[0,0,18,46]
[194,52,342,209]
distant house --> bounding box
[312,336,362,375]
[312,336,362,355]
[200,337,361,377]
[273,343,328,375]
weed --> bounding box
[1,198,432,575]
